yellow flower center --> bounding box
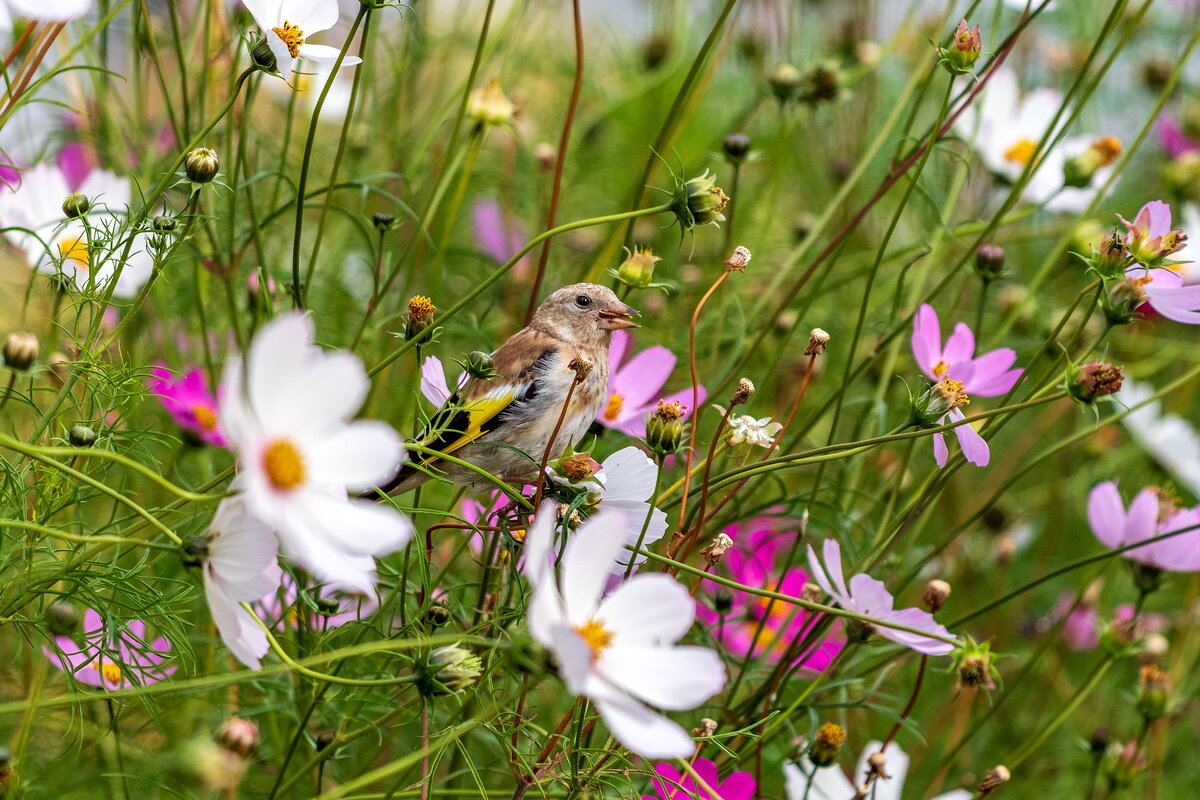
[408,295,436,321]
[271,21,305,58]
[934,378,971,408]
[574,619,613,657]
[1091,136,1122,167]
[192,404,218,431]
[932,360,949,377]
[1003,138,1037,166]
[602,392,624,422]
[262,438,306,491]
[57,234,89,270]
[92,661,123,687]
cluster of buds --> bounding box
[807,722,846,767]
[1064,137,1122,188]
[1068,361,1125,404]
[612,245,665,290]
[910,377,970,428]
[1135,663,1172,720]
[418,643,483,696]
[671,170,729,231]
[948,636,999,691]
[645,399,687,455]
[937,19,983,75]
[466,77,515,127]
[405,295,437,341]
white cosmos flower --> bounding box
[242,0,362,79]
[1120,379,1200,499]
[784,741,971,800]
[219,312,413,594]
[523,501,725,759]
[549,446,669,574]
[203,498,283,670]
[955,68,1112,213]
[0,0,91,29]
[0,162,154,297]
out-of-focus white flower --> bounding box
[219,312,413,594]
[0,162,153,297]
[523,501,725,759]
[202,499,283,670]
[0,0,91,30]
[784,740,972,800]
[242,0,361,79]
[1122,379,1200,499]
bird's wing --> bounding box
[408,328,562,465]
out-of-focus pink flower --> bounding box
[1050,594,1168,651]
[645,758,762,800]
[807,539,956,656]
[472,200,529,277]
[599,330,704,438]
[1159,116,1198,159]
[911,304,1021,468]
[1087,481,1200,571]
[43,609,175,689]
[1124,266,1200,324]
[697,521,843,671]
[147,363,227,446]
[1119,201,1188,267]
[256,573,378,630]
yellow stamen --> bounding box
[1091,136,1122,167]
[932,360,949,377]
[602,392,624,422]
[574,619,614,657]
[935,378,971,408]
[192,404,218,431]
[271,20,305,59]
[408,295,436,322]
[262,438,306,491]
[57,234,89,270]
[92,661,123,686]
[1003,138,1037,166]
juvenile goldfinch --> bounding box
[379,283,639,495]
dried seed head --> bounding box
[1071,361,1125,402]
[700,533,734,566]
[923,579,951,612]
[977,765,1010,792]
[801,582,823,604]
[866,751,890,782]
[569,356,593,382]
[725,245,752,271]
[560,453,602,482]
[693,718,718,738]
[731,377,755,406]
[805,328,831,356]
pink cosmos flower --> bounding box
[43,609,175,689]
[644,758,762,800]
[1050,594,1166,651]
[147,363,227,446]
[472,200,529,277]
[806,539,956,656]
[911,304,1022,468]
[1124,266,1200,324]
[1158,116,1198,159]
[257,573,379,630]
[697,521,843,671]
[420,355,469,405]
[1119,201,1188,267]
[1086,481,1200,571]
[599,330,705,438]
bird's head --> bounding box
[532,283,640,344]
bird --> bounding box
[377,283,640,496]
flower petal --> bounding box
[597,644,725,710]
[596,574,694,645]
[591,694,696,759]
[911,304,942,379]
[1087,481,1126,549]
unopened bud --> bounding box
[730,377,755,406]
[62,191,89,219]
[807,722,846,767]
[699,533,734,566]
[725,245,751,271]
[215,717,259,759]
[800,63,841,105]
[1064,137,1122,188]
[372,213,395,232]
[69,425,96,447]
[420,644,483,696]
[938,19,982,75]
[462,351,497,380]
[923,579,951,612]
[805,328,830,356]
[534,142,557,170]
[184,148,220,184]
[1136,664,1171,720]
[801,582,823,604]
[1139,632,1168,664]
[405,295,437,341]
[1070,361,1125,403]
[722,133,751,163]
[616,246,662,288]
[3,332,38,371]
[466,77,515,126]
[978,765,1010,792]
[425,603,452,628]
[46,600,80,635]
[315,729,337,752]
[152,215,177,233]
[673,170,729,230]
[768,63,802,102]
[713,588,734,615]
[1103,742,1145,789]
[975,244,1005,281]
[1090,727,1110,754]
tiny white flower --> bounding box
[202,499,283,670]
[242,0,362,79]
[523,501,726,759]
[219,312,413,594]
[784,741,972,800]
[713,405,783,447]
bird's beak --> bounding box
[598,302,640,330]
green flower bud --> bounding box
[615,246,662,289]
[1136,664,1171,720]
[767,63,801,102]
[645,399,687,455]
[184,148,220,184]
[671,170,729,230]
[69,425,96,447]
[3,332,38,371]
[418,644,483,696]
[937,19,982,75]
[807,723,846,767]
[62,192,89,219]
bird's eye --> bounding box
[575,295,592,307]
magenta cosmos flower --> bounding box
[599,330,705,438]
[43,609,175,689]
[1119,200,1188,268]
[147,364,227,446]
[696,521,843,671]
[911,304,1022,468]
[644,758,762,800]
[1087,481,1200,571]
[807,539,956,656]
[1158,116,1198,160]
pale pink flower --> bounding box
[806,539,956,656]
[1124,266,1200,324]
[1086,481,1200,571]
[472,200,530,277]
[600,330,704,438]
[1118,200,1188,267]
[257,573,379,630]
[43,609,175,689]
[147,363,227,447]
[419,355,468,405]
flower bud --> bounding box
[801,582,823,604]
[730,377,755,406]
[0,744,10,786]
[1103,742,1144,789]
[184,148,220,184]
[420,644,483,696]
[62,191,89,219]
[466,77,515,126]
[723,133,751,163]
[559,452,602,482]
[152,215,177,233]
[642,33,671,71]
[767,63,802,102]
[645,399,686,455]
[1099,613,1143,657]
[461,351,498,381]
[699,533,733,566]
[616,246,662,289]
[805,328,830,357]
[1090,727,1110,755]
[69,425,96,448]
[1069,362,1124,403]
[534,142,557,170]
[1164,152,1200,200]
[672,170,729,230]
[175,736,245,792]
[45,600,80,635]
[923,579,951,612]
[3,332,38,371]
[725,245,752,272]
[424,603,452,628]
[372,213,395,232]
[1064,137,1122,188]
[1139,632,1168,664]
[807,722,846,767]
[800,63,841,105]
[1135,664,1171,720]
[247,271,277,308]
[405,295,436,341]
[974,244,1005,281]
[712,588,734,615]
[938,19,982,75]
[315,729,337,751]
[215,717,259,759]
[977,765,1010,792]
